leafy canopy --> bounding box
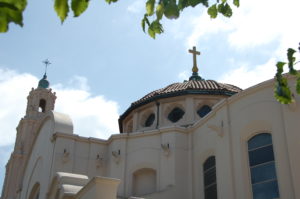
[0,0,239,38]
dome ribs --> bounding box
[130,80,242,107]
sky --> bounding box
[0,0,299,192]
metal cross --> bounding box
[188,46,200,73]
[42,59,51,75]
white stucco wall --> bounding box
[15,76,300,199]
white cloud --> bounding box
[0,68,37,146]
[186,14,231,48]
[0,68,120,147]
[53,87,119,139]
[127,0,144,14]
[186,0,300,50]
[178,70,189,81]
[218,57,300,89]
[67,75,90,91]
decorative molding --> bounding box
[207,121,224,137]
[96,154,104,168]
[161,143,170,156]
[112,150,121,164]
[62,149,70,163]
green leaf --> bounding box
[105,0,118,4]
[287,48,297,75]
[0,6,23,32]
[276,61,286,73]
[141,15,151,33]
[178,0,189,10]
[151,20,163,34]
[0,0,27,11]
[189,0,208,7]
[0,2,18,11]
[148,27,155,38]
[141,18,146,32]
[218,3,232,17]
[296,76,300,94]
[54,0,69,23]
[0,0,26,33]
[274,82,293,104]
[207,4,217,18]
[0,16,9,32]
[146,0,155,16]
[164,1,179,19]
[71,0,89,17]
[233,0,239,7]
[156,3,164,20]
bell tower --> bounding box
[1,64,57,199]
[25,74,56,118]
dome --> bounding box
[38,74,50,89]
[119,46,243,133]
[119,79,242,125]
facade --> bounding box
[2,49,300,199]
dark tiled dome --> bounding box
[119,79,242,130]
[132,80,242,106]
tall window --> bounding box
[248,133,280,199]
[203,156,217,199]
[28,183,40,199]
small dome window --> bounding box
[168,107,185,123]
[197,105,211,118]
[145,113,155,127]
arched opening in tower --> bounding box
[39,99,46,113]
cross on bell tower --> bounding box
[42,59,51,76]
[188,46,203,81]
[38,59,51,89]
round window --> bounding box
[197,105,211,118]
[145,113,155,127]
[168,107,185,123]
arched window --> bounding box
[167,107,185,123]
[203,156,217,199]
[132,168,156,196]
[28,182,40,199]
[39,99,46,113]
[145,113,155,127]
[247,133,280,199]
[197,105,212,118]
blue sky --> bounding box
[0,0,299,191]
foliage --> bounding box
[140,0,239,38]
[274,43,300,104]
[0,0,239,38]
[0,0,26,32]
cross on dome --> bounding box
[188,46,203,81]
[189,46,200,73]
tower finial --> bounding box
[42,59,51,76]
[38,59,51,88]
[188,46,202,81]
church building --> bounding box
[2,47,300,199]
